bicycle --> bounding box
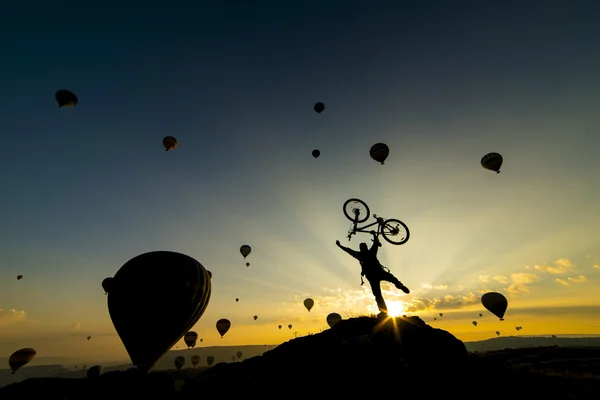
[343,198,410,245]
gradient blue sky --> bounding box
[1,0,600,364]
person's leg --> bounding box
[368,278,388,314]
[381,271,410,294]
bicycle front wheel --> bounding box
[380,218,410,245]
[343,198,370,223]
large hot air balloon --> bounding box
[240,245,251,258]
[191,354,200,367]
[207,356,215,366]
[87,365,103,379]
[481,292,508,320]
[314,102,325,114]
[216,319,231,338]
[326,313,342,328]
[303,298,314,312]
[107,251,211,374]
[55,90,78,108]
[9,348,36,374]
[370,143,389,164]
[184,331,198,348]
[174,356,185,371]
[481,152,503,173]
[312,149,320,158]
[236,351,243,359]
[102,277,113,295]
[16,275,23,280]
[163,136,178,151]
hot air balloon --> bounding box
[207,356,215,366]
[433,317,437,321]
[236,351,243,359]
[216,319,231,338]
[253,315,258,321]
[191,354,200,367]
[9,348,36,374]
[303,298,314,312]
[55,90,78,108]
[207,270,212,279]
[87,365,103,378]
[245,262,250,267]
[479,313,483,317]
[481,292,508,320]
[326,313,342,328]
[235,298,239,302]
[200,338,203,342]
[472,321,477,326]
[369,143,389,164]
[102,277,113,295]
[314,102,325,114]
[174,356,185,371]
[107,251,211,374]
[495,331,500,336]
[240,245,251,258]
[312,149,320,158]
[17,275,23,280]
[439,313,443,317]
[87,336,91,340]
[288,324,292,330]
[481,152,503,173]
[184,331,198,348]
[278,325,282,330]
[162,136,178,151]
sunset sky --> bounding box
[1,1,599,364]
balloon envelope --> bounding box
[326,312,342,328]
[102,277,113,294]
[240,245,251,258]
[9,348,36,373]
[17,275,23,280]
[207,356,215,366]
[55,89,78,108]
[314,102,325,113]
[312,149,320,158]
[184,331,198,348]
[303,298,314,312]
[174,356,185,370]
[481,292,508,320]
[163,136,178,151]
[216,319,231,337]
[236,351,243,359]
[481,152,503,173]
[191,354,200,367]
[369,143,389,164]
[107,251,211,373]
[87,365,103,379]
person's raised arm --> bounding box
[336,240,360,259]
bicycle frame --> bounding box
[347,214,384,241]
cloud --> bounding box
[0,307,27,326]
[567,275,589,283]
[505,272,539,295]
[594,264,600,270]
[478,275,489,283]
[533,258,575,274]
[493,275,508,284]
[71,322,82,331]
[421,283,448,290]
[556,278,570,286]
[404,291,480,312]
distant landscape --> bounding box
[2,335,600,388]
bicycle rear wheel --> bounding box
[343,198,370,223]
[380,218,410,245]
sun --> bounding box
[386,300,407,317]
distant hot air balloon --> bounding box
[240,245,251,259]
[253,315,258,321]
[303,298,314,312]
[245,262,250,267]
[200,338,203,342]
[9,348,36,374]
[236,351,243,360]
[207,356,215,366]
[314,102,325,114]
[107,251,211,374]
[479,313,483,317]
[439,313,443,317]
[102,277,113,295]
[312,149,320,158]
[288,324,292,330]
[87,365,103,378]
[163,136,178,151]
[496,331,500,336]
[472,321,477,326]
[235,298,239,302]
[55,90,78,108]
[16,275,23,280]
[184,331,198,348]
[216,319,231,338]
[481,292,508,320]
[278,325,282,330]
[434,317,437,321]
[481,152,503,173]
[87,336,91,340]
[326,313,342,328]
[191,354,200,367]
[369,143,389,164]
[174,356,185,371]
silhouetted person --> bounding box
[336,232,409,315]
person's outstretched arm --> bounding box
[336,240,360,259]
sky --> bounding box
[1,0,600,364]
